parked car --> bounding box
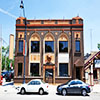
[1,71,8,78]
[5,72,11,82]
[57,79,91,96]
[17,79,49,95]
[0,75,3,85]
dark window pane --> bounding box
[75,40,80,52]
[30,63,39,76]
[70,81,76,85]
[59,63,68,77]
[31,41,39,53]
[19,40,23,52]
[59,41,68,53]
[18,63,22,76]
[76,81,83,84]
[36,81,41,85]
[45,41,54,53]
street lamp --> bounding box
[20,0,27,84]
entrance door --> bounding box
[45,69,53,83]
[93,70,97,79]
[76,67,81,80]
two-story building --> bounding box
[14,16,84,83]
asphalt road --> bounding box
[0,85,100,100]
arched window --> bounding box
[44,33,54,53]
[59,34,68,53]
[30,34,40,53]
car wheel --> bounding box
[61,89,67,96]
[20,88,26,95]
[39,89,44,95]
[81,89,87,96]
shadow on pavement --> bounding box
[56,93,90,97]
[17,92,48,95]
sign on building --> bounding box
[95,59,100,68]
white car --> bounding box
[17,79,49,95]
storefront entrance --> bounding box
[43,64,55,84]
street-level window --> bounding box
[18,63,22,76]
[19,40,23,52]
[31,41,40,53]
[45,41,54,53]
[30,63,39,76]
[59,41,68,53]
[75,40,80,52]
[59,63,68,77]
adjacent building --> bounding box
[14,16,84,83]
[84,51,100,85]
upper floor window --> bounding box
[31,41,39,53]
[19,40,23,52]
[59,41,68,53]
[45,41,54,53]
[75,40,80,52]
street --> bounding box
[0,85,100,100]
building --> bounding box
[14,16,84,83]
[84,51,100,85]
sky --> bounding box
[0,0,100,55]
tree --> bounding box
[98,44,100,50]
[2,46,14,70]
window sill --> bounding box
[74,52,81,56]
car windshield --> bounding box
[41,80,45,84]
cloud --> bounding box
[0,8,17,19]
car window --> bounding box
[36,81,41,85]
[76,81,83,84]
[69,81,77,85]
[28,81,35,85]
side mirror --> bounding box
[68,84,70,87]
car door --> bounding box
[75,81,83,93]
[67,81,78,94]
[34,81,41,92]
[27,81,36,92]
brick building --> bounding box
[14,16,84,83]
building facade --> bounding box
[14,16,84,83]
[85,51,100,85]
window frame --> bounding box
[75,40,80,52]
[45,41,54,53]
[30,63,39,76]
[18,63,22,76]
[59,41,68,53]
[59,63,68,77]
[18,40,23,53]
[31,41,40,53]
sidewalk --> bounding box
[91,84,100,93]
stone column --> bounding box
[43,66,45,82]
[53,66,55,84]
[90,64,94,86]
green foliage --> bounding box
[2,46,14,71]
[98,44,100,50]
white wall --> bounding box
[58,53,69,63]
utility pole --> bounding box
[20,0,27,84]
[90,29,93,52]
